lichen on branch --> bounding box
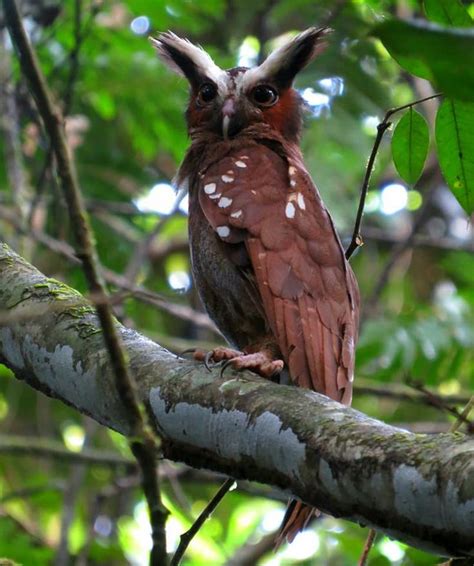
[0,244,473,557]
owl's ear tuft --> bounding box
[248,27,331,89]
[150,32,225,90]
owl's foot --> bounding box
[221,352,284,379]
[193,347,243,371]
[193,347,284,379]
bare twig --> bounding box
[406,379,472,429]
[358,528,377,566]
[0,205,219,333]
[353,226,474,254]
[345,93,442,261]
[123,190,187,286]
[55,419,98,566]
[0,28,28,247]
[354,381,471,406]
[0,434,135,468]
[3,2,168,563]
[0,482,66,504]
[450,397,474,434]
[171,478,236,566]
[225,530,276,566]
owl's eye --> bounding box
[197,83,217,105]
[251,85,278,107]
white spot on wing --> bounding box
[221,174,234,183]
[235,160,247,168]
[297,193,306,210]
[216,226,230,238]
[204,183,216,194]
[218,197,233,208]
[231,209,242,218]
[285,202,295,219]
[289,166,296,176]
[209,193,222,200]
[290,179,296,187]
[239,155,249,160]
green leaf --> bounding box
[435,99,474,214]
[392,108,430,185]
[373,19,474,101]
[424,0,473,27]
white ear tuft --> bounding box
[150,32,225,88]
[244,27,331,88]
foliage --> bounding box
[0,0,473,564]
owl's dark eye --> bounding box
[197,83,217,105]
[251,85,278,107]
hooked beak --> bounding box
[222,97,235,140]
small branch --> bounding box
[54,418,97,566]
[0,205,218,333]
[171,478,235,566]
[450,397,474,435]
[358,529,377,566]
[345,93,442,261]
[3,2,168,563]
[354,381,471,406]
[224,529,276,566]
[406,379,472,428]
[0,434,135,468]
[123,191,187,287]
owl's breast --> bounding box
[188,193,269,349]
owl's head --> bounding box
[151,28,330,142]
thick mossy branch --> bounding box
[0,244,473,557]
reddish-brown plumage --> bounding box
[261,89,302,140]
[153,26,359,546]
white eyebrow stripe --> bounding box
[151,34,228,90]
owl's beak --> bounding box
[222,97,236,140]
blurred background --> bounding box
[0,0,473,564]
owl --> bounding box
[152,27,360,544]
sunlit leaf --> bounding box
[373,19,474,101]
[424,0,473,27]
[392,108,430,185]
[435,99,474,214]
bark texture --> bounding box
[0,244,473,557]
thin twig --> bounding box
[358,528,377,566]
[406,379,472,427]
[0,206,219,332]
[123,190,187,286]
[55,419,98,566]
[0,433,135,467]
[3,2,168,563]
[354,382,471,406]
[450,397,474,434]
[345,93,442,261]
[171,478,236,566]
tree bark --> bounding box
[0,244,473,557]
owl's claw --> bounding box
[178,348,197,359]
[193,347,243,371]
[221,352,284,379]
[193,347,284,380]
[204,351,215,372]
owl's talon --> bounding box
[178,347,197,359]
[204,351,215,372]
[220,359,234,378]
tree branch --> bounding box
[0,245,473,558]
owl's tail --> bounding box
[274,500,320,548]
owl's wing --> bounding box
[198,144,359,404]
